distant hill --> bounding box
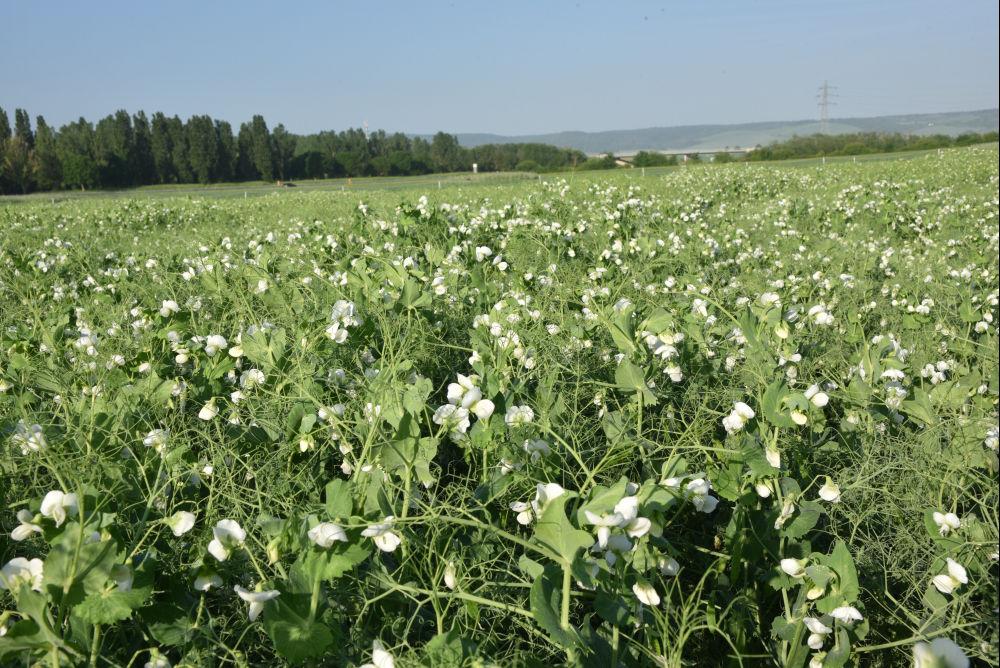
[439,109,999,155]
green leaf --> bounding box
[816,540,860,613]
[297,543,370,582]
[822,627,852,668]
[73,587,150,625]
[594,591,629,627]
[420,627,478,666]
[533,495,593,565]
[529,566,579,648]
[264,612,334,663]
[403,377,433,414]
[517,554,544,580]
[901,387,937,426]
[43,533,119,605]
[324,479,354,520]
[782,501,823,540]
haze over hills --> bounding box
[438,109,999,155]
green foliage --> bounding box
[0,146,997,666]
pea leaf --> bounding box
[529,566,579,649]
[533,495,594,565]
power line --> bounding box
[817,81,838,134]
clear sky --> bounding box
[2,0,997,136]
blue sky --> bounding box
[1,1,997,135]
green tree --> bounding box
[0,107,11,193]
[94,111,135,186]
[150,112,175,183]
[14,108,34,149]
[271,123,296,180]
[33,116,63,190]
[186,115,218,184]
[166,115,192,183]
[235,122,257,180]
[430,131,464,172]
[214,120,236,182]
[2,136,33,193]
[57,118,98,190]
[249,115,275,181]
[132,111,156,184]
[0,107,10,146]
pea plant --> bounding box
[2,146,998,666]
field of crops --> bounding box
[1,146,998,667]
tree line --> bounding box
[603,131,999,169]
[745,131,999,162]
[0,107,588,194]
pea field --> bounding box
[1,146,998,667]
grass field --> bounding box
[1,145,984,206]
[1,144,997,667]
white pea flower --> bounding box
[931,558,968,595]
[658,556,680,576]
[432,404,471,435]
[447,374,478,404]
[308,522,348,548]
[159,300,180,317]
[932,512,961,536]
[11,510,43,541]
[632,579,660,606]
[234,585,280,622]
[194,570,223,591]
[829,605,863,624]
[198,399,219,421]
[360,639,395,668]
[583,509,625,549]
[504,405,534,427]
[325,322,348,344]
[765,446,781,469]
[531,483,566,516]
[165,511,196,537]
[818,478,841,503]
[240,368,266,389]
[143,429,170,455]
[760,292,781,307]
[204,335,228,357]
[208,519,246,562]
[474,246,493,262]
[912,637,969,668]
[775,497,796,529]
[755,481,773,498]
[614,496,651,537]
[0,557,44,592]
[362,517,402,552]
[790,410,809,426]
[510,501,534,525]
[804,617,832,650]
[722,401,755,434]
[804,384,829,407]
[686,478,719,513]
[780,558,807,578]
[40,490,78,527]
[12,421,47,454]
[443,561,457,590]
